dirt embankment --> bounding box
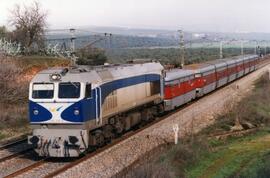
[0,56,69,141]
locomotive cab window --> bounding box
[85,84,92,98]
[32,83,54,99]
[58,82,80,98]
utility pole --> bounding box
[241,40,244,56]
[178,29,185,68]
[254,41,257,55]
[70,28,77,66]
[264,42,267,56]
[109,33,112,48]
[219,41,223,59]
[104,33,108,49]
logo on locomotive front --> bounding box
[50,106,63,112]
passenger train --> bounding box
[28,54,260,157]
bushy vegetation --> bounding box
[76,47,107,65]
[60,34,178,50]
[106,47,256,65]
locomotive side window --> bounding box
[150,80,160,95]
[59,82,80,98]
[32,83,54,99]
[85,84,92,98]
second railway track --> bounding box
[0,138,33,163]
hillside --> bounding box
[0,56,69,141]
[121,73,270,178]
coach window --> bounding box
[85,84,92,98]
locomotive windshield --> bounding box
[32,83,54,99]
[58,82,80,98]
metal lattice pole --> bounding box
[220,41,223,59]
[70,28,77,66]
[241,41,244,56]
[178,29,185,68]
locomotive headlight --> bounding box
[74,109,80,115]
[50,73,61,81]
[33,109,39,115]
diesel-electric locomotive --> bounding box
[28,55,259,157]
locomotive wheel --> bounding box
[94,130,105,147]
[103,124,115,141]
[114,120,124,135]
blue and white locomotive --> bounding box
[28,54,261,157]
[28,62,164,157]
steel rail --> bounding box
[4,158,48,178]
[0,138,27,151]
[0,148,33,163]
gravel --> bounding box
[16,160,70,178]
[0,150,40,177]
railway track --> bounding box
[208,128,258,139]
[0,147,33,163]
[2,58,270,178]
[0,138,27,150]
[4,158,47,178]
[0,138,33,163]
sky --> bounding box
[0,0,269,32]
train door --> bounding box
[194,73,203,97]
[184,75,196,103]
[95,87,102,125]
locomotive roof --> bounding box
[31,62,163,84]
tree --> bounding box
[9,1,47,53]
[77,47,108,65]
[0,26,8,39]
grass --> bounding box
[238,152,270,178]
[201,72,270,136]
[185,74,270,178]
[0,103,30,141]
[187,129,270,178]
[128,129,270,178]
